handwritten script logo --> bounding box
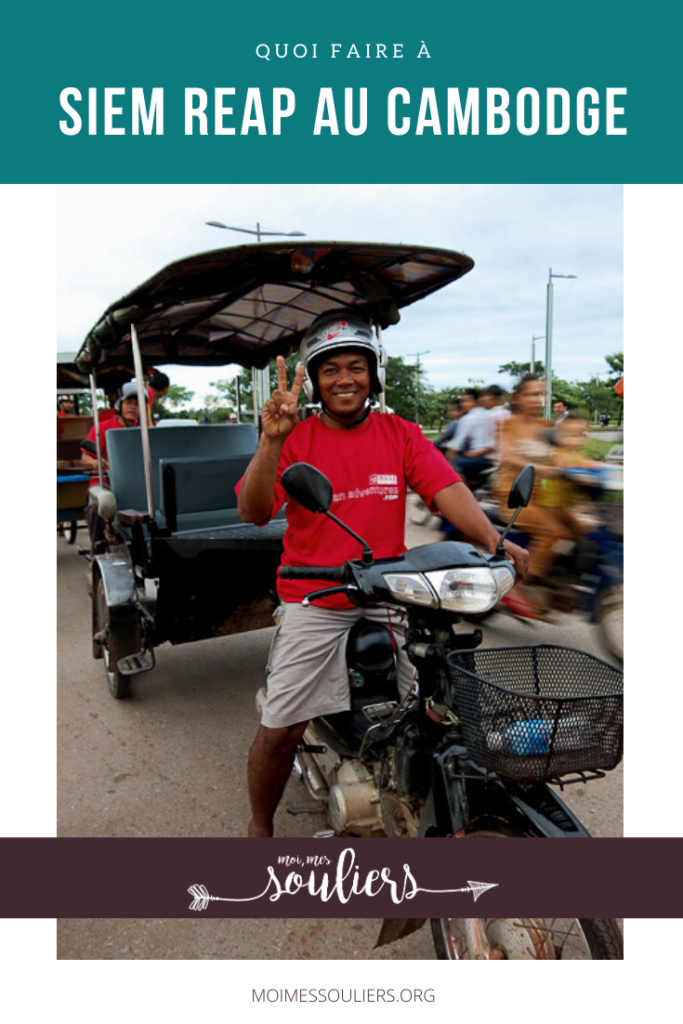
[188,847,497,910]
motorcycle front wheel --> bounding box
[430,917,623,959]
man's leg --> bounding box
[248,603,357,836]
[85,493,107,559]
[453,455,492,485]
[247,721,308,837]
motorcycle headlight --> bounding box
[383,572,438,609]
[492,565,516,599]
[425,565,515,613]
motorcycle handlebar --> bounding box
[278,566,343,581]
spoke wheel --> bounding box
[432,916,621,960]
[431,830,622,959]
[94,578,131,699]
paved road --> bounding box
[57,513,622,959]
[587,430,623,443]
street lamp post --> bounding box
[531,334,545,374]
[206,221,306,435]
[544,268,577,418]
[206,221,305,242]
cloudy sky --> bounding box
[57,183,622,403]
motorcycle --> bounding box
[442,465,624,661]
[257,461,624,959]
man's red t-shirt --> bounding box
[237,413,460,609]
[82,418,128,485]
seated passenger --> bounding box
[80,382,147,558]
[57,396,75,417]
[146,370,170,425]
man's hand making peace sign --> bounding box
[261,356,306,439]
[237,356,306,524]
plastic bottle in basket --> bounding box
[486,715,591,756]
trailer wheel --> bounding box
[94,578,131,699]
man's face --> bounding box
[120,397,140,426]
[461,393,477,414]
[317,351,371,422]
[519,380,546,416]
[61,399,74,413]
[554,401,567,417]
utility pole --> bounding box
[544,268,577,418]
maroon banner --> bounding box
[0,837,680,918]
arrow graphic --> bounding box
[187,879,499,911]
[469,881,499,902]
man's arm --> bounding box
[237,357,305,524]
[80,451,100,472]
[237,433,288,523]
[433,482,530,579]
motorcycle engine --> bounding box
[325,757,420,838]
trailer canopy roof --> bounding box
[76,241,474,375]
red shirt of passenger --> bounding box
[81,418,128,486]
[237,413,460,609]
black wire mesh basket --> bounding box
[446,645,623,782]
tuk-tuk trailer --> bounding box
[75,241,473,697]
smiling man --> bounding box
[237,310,528,837]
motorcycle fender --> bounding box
[423,745,590,838]
[375,918,427,949]
[470,776,591,838]
[92,552,144,664]
[93,552,137,609]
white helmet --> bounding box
[299,310,387,403]
[115,380,149,412]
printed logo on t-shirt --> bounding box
[333,472,400,503]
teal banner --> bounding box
[4,1,680,183]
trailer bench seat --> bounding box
[107,424,263,535]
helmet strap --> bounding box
[319,399,373,430]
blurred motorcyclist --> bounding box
[433,398,463,453]
[493,374,574,617]
[444,388,495,485]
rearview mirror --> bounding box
[507,465,535,509]
[281,463,333,514]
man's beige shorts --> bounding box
[260,602,416,729]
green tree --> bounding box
[498,360,546,380]
[155,384,195,420]
[384,355,432,423]
[604,352,624,381]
